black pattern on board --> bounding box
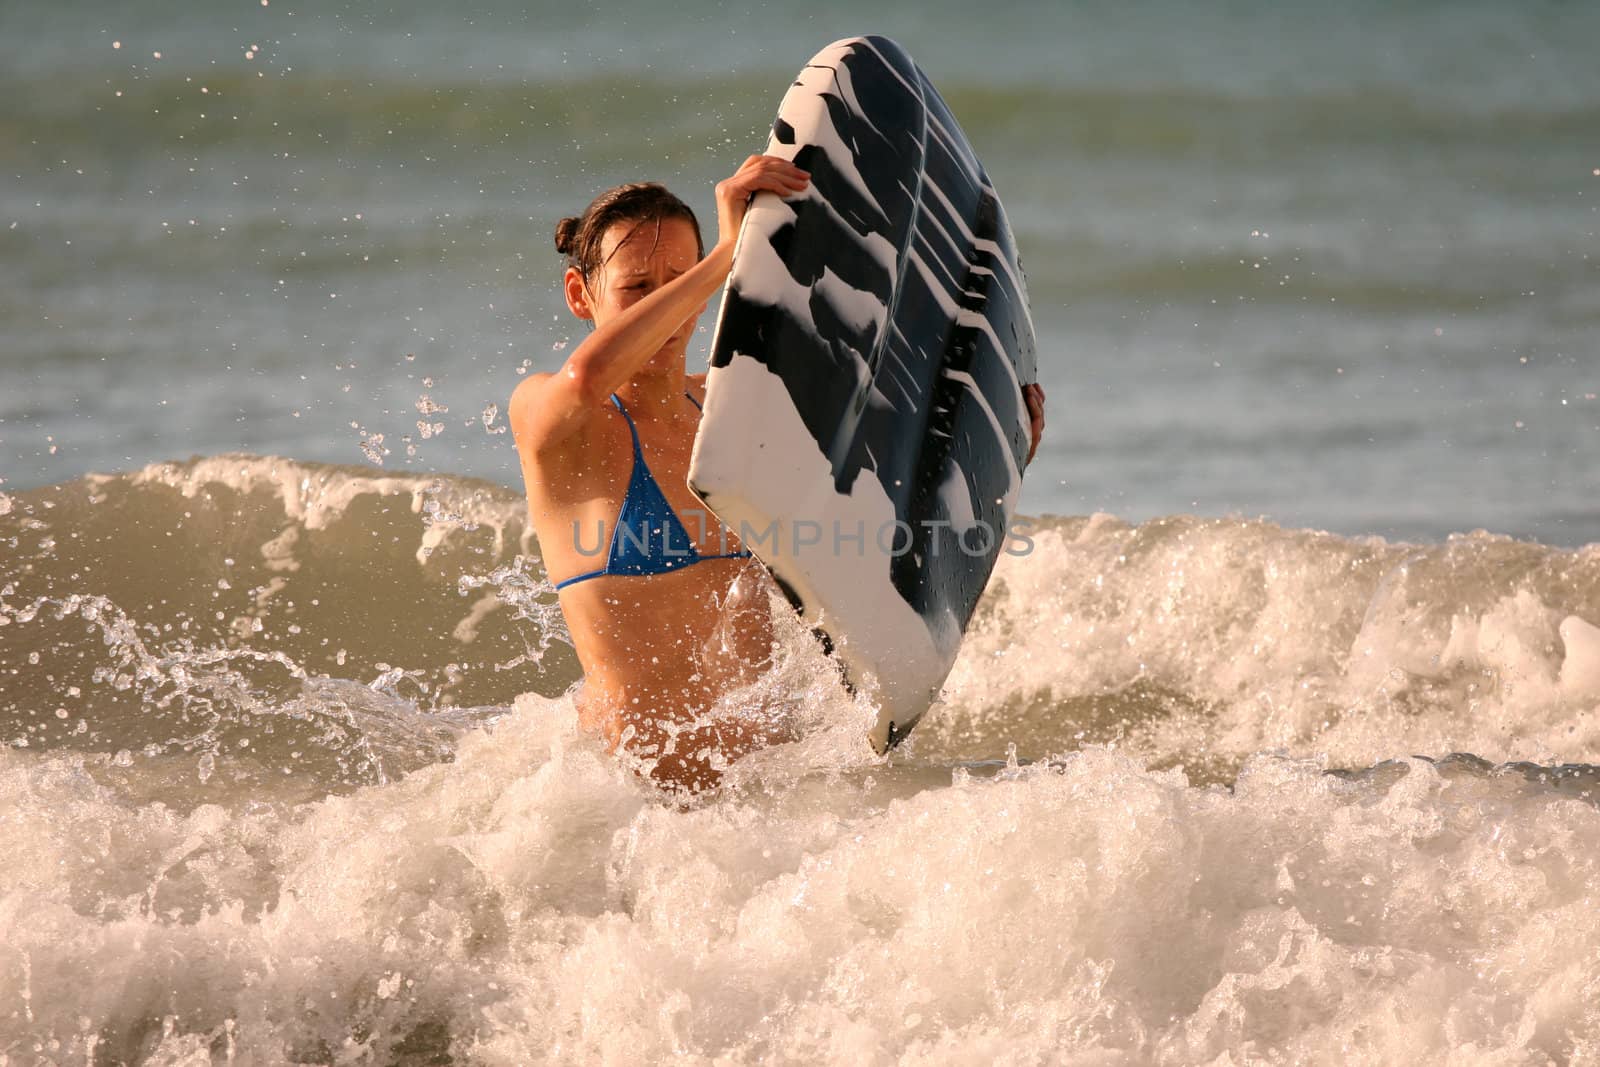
[710,35,1037,638]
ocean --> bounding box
[3,0,1600,1062]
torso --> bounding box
[516,374,777,759]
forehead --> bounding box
[598,216,699,273]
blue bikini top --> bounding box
[554,391,752,591]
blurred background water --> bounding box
[4,0,1596,543]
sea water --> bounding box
[6,462,1600,1062]
[3,0,1600,1062]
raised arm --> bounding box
[508,246,732,453]
[510,156,809,455]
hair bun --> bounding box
[553,216,581,256]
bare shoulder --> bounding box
[510,370,555,414]
[508,371,600,458]
[509,371,567,437]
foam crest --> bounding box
[2,458,575,762]
[101,453,533,564]
[928,515,1600,774]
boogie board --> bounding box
[688,35,1037,753]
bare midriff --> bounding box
[556,555,781,787]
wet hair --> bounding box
[554,182,703,283]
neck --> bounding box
[617,361,689,418]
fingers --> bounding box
[740,173,809,198]
[726,155,810,197]
[715,155,811,245]
[736,153,805,177]
[732,155,808,186]
[714,158,809,203]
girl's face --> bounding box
[565,216,704,359]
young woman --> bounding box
[510,155,1045,791]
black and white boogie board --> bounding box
[689,35,1037,753]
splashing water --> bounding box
[4,459,1600,1061]
[358,429,389,466]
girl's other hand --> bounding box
[1024,383,1045,465]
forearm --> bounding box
[568,240,735,400]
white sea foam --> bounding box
[6,706,1600,1063]
[931,515,1600,773]
[6,466,1600,1060]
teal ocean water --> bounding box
[4,0,1596,541]
[5,2,1600,1062]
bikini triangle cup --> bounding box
[554,392,753,591]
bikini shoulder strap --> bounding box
[608,393,643,453]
